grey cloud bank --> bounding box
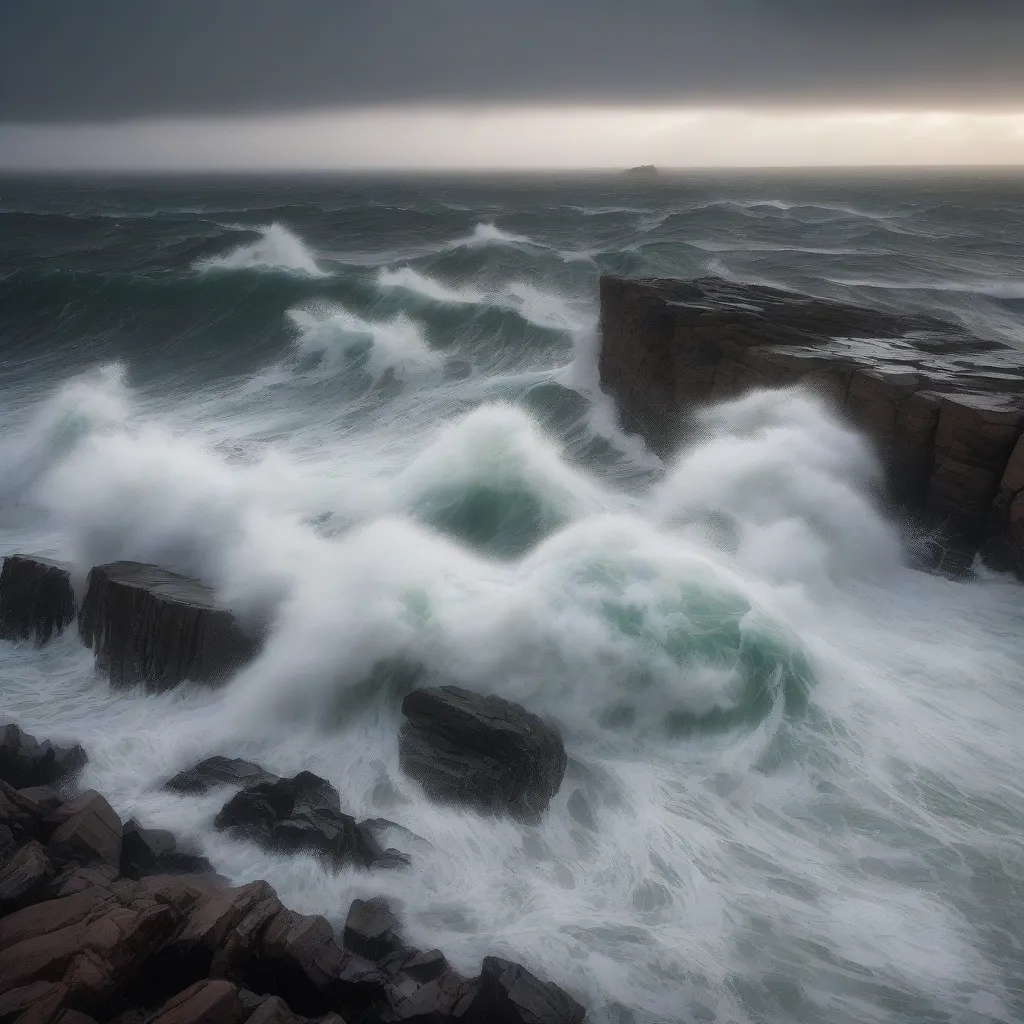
[2,0,1023,122]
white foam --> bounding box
[287,302,440,378]
[196,222,326,277]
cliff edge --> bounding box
[597,275,1024,576]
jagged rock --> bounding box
[46,863,120,900]
[399,686,567,823]
[46,791,122,869]
[163,757,280,796]
[213,773,404,871]
[983,432,1024,576]
[77,561,261,692]
[17,787,64,817]
[597,275,1024,575]
[120,820,214,880]
[258,908,376,1017]
[0,724,88,789]
[0,840,54,913]
[459,957,585,1024]
[0,882,181,1014]
[342,897,402,963]
[0,823,14,861]
[144,980,246,1024]
[0,554,76,645]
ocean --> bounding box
[1,171,1022,1024]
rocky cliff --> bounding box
[598,276,1024,575]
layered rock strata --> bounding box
[0,555,76,644]
[78,561,261,691]
[598,276,1024,572]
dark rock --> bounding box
[258,908,374,1018]
[0,982,65,1024]
[0,823,14,861]
[163,757,279,796]
[343,897,402,963]
[17,787,64,817]
[77,561,261,692]
[56,1013,98,1024]
[0,840,54,913]
[597,275,1024,576]
[120,820,214,880]
[4,981,69,1024]
[399,686,567,823]
[0,724,88,789]
[144,980,246,1024]
[45,863,120,900]
[46,791,122,870]
[213,773,399,871]
[0,555,76,645]
[458,956,585,1024]
[381,959,474,1023]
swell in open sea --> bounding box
[1,171,1023,1024]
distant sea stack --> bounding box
[623,165,659,179]
[597,275,1024,577]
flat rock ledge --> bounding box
[598,275,1024,576]
[399,686,567,824]
[77,561,261,691]
[0,724,586,1024]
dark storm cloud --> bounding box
[1,0,1022,121]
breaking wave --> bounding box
[196,222,327,277]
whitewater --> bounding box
[1,172,1022,1024]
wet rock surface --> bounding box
[0,555,77,645]
[164,757,281,796]
[1,727,587,1023]
[212,771,411,872]
[0,723,88,791]
[77,561,262,692]
[598,275,1024,574]
[399,686,567,823]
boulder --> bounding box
[212,773,404,871]
[120,820,214,880]
[163,757,279,795]
[399,687,567,823]
[77,561,261,692]
[0,840,54,913]
[0,554,76,645]
[144,981,246,1024]
[342,898,402,963]
[458,957,585,1024]
[0,724,88,789]
[46,791,122,870]
[0,982,68,1024]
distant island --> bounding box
[624,164,659,178]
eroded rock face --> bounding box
[0,554,76,645]
[212,772,407,871]
[598,276,1024,574]
[399,686,567,823]
[0,723,88,790]
[77,562,261,691]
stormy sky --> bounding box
[2,1,1023,168]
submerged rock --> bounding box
[213,772,410,871]
[0,723,88,790]
[0,553,77,645]
[163,756,280,796]
[399,686,567,823]
[77,561,262,692]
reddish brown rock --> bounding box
[46,791,122,870]
[77,561,261,692]
[144,981,245,1024]
[0,840,54,913]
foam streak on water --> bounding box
[1,173,1022,1024]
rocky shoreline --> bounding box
[0,555,586,1024]
[598,276,1024,577]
